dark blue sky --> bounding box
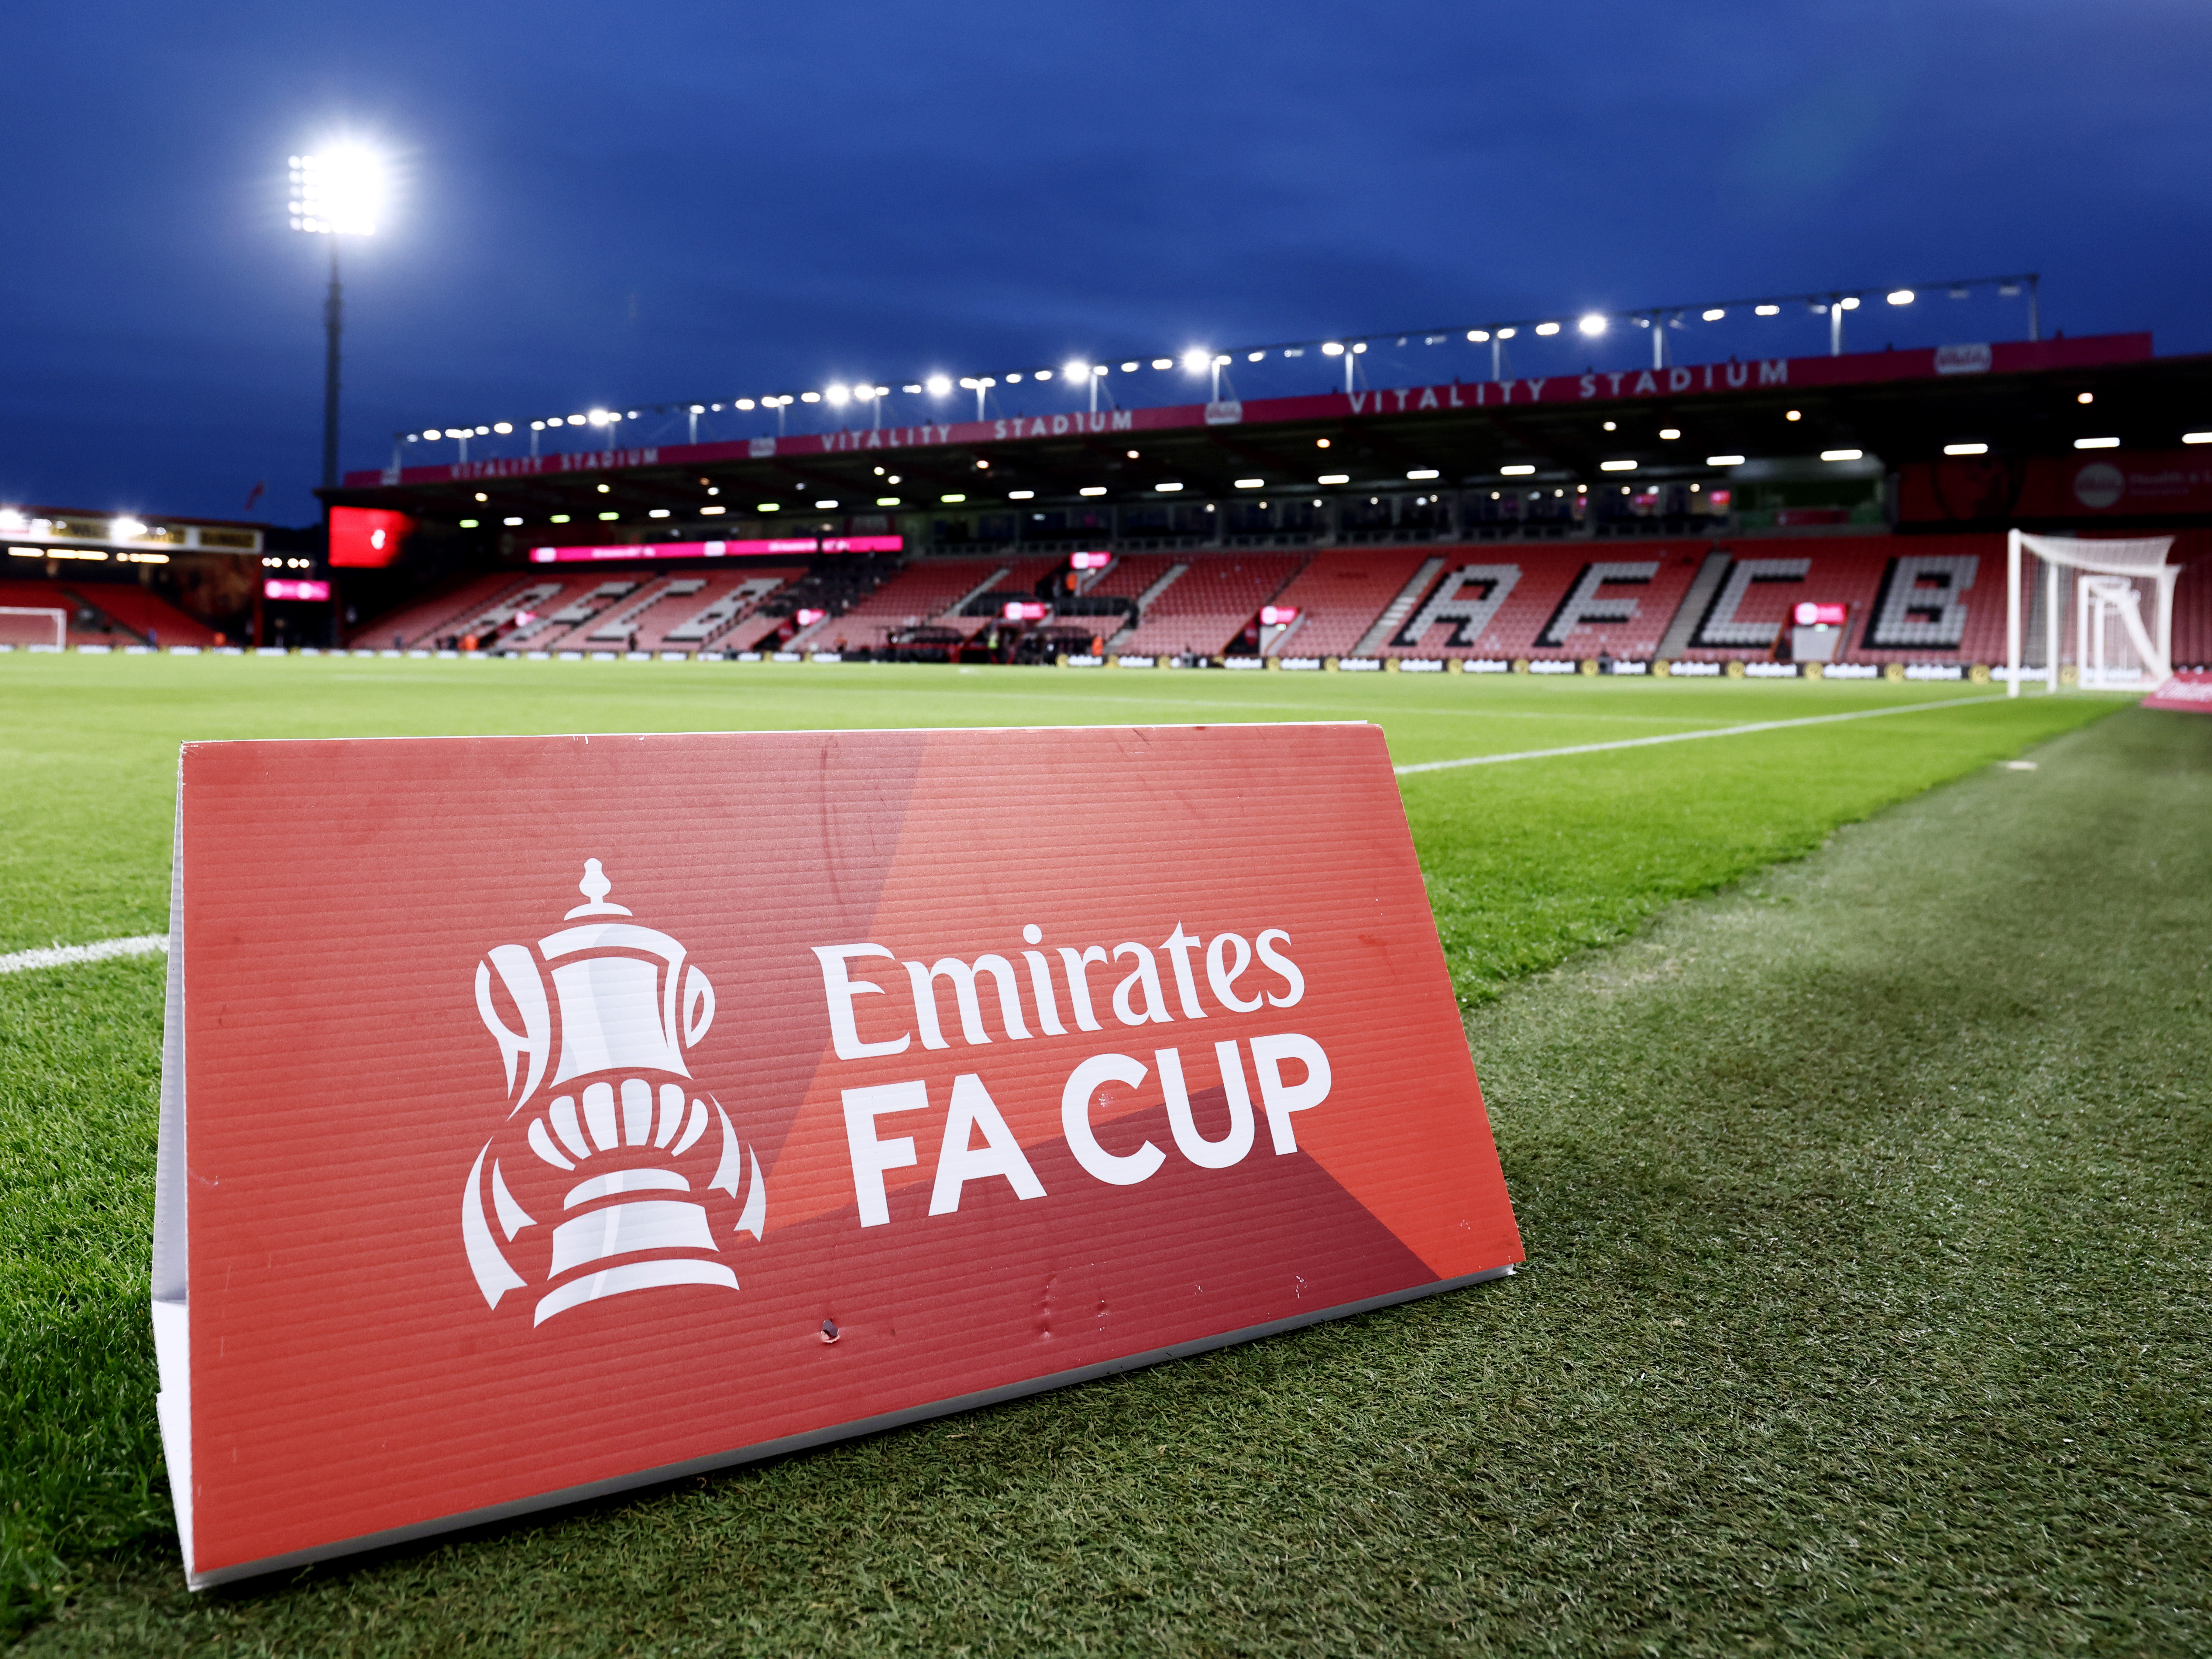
[3,1,2206,523]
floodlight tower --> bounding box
[289,147,385,489]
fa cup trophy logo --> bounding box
[461,860,765,1326]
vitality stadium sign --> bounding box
[151,724,1522,1586]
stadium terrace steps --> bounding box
[507,580,641,649]
[1348,555,1450,657]
[1657,551,1733,660]
[352,572,535,650]
[579,575,702,646]
[1115,554,1305,657]
[798,557,1021,651]
[658,572,802,650]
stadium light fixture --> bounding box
[1407,468,1441,481]
[926,374,953,397]
[800,391,821,404]
[1659,428,1681,440]
[1248,350,1265,362]
[1944,442,1989,456]
[1535,321,1561,337]
[1154,481,1185,492]
[2076,392,2095,404]
[1467,330,1489,343]
[876,496,901,506]
[289,143,388,492]
[2075,436,2119,449]
[113,517,148,540]
[1008,489,1036,499]
[1821,448,1865,461]
[1079,486,1108,496]
[1702,308,1726,321]
[1839,296,1860,309]
[1577,315,1606,337]
[1706,454,1746,466]
[1887,289,1915,305]
[1755,304,1780,316]
[1233,478,1264,489]
[1495,327,1517,340]
[1600,459,1637,472]
[1151,358,1173,370]
[1318,472,1350,485]
[1005,373,1024,384]
[2185,432,2212,445]
[825,384,850,405]
[1181,349,1211,373]
[1121,361,1140,372]
[1500,464,1536,476]
[1321,342,1345,356]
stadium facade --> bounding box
[7,328,2208,668]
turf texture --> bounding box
[6,656,2200,1653]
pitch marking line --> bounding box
[1393,695,2006,775]
[0,935,168,976]
[0,697,2003,971]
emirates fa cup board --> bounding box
[152,723,1522,1586]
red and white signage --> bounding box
[1002,601,1050,620]
[1070,551,1112,570]
[1792,601,1847,626]
[327,506,413,568]
[263,579,331,601]
[1261,605,1302,626]
[530,536,902,563]
[2144,670,2212,712]
[152,726,1520,1587]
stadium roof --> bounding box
[330,333,2212,538]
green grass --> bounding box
[8,654,2202,1654]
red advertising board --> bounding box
[2144,670,2212,712]
[529,536,902,562]
[153,725,1522,1586]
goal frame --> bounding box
[2004,530,2176,695]
[0,606,66,650]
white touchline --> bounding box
[0,935,168,975]
[1393,696,2007,775]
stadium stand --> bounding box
[1256,549,1443,658]
[67,584,222,648]
[1113,554,1307,657]
[0,578,222,648]
[348,572,544,650]
[795,557,1018,651]
[652,570,804,651]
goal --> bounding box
[0,606,66,650]
[2005,531,2176,694]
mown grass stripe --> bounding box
[1393,693,2008,774]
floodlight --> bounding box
[735,399,756,411]
[825,384,851,405]
[1600,459,1637,471]
[1181,349,1211,372]
[2074,436,2119,449]
[567,414,586,426]
[1318,473,1350,485]
[1702,308,1726,321]
[1821,448,1864,461]
[800,391,821,403]
[1577,315,1606,337]
[588,409,611,426]
[288,145,386,236]
[1121,361,1140,372]
[854,385,877,400]
[1944,443,1988,455]
[1496,327,1516,340]
[1705,454,1746,466]
[1659,428,1680,440]
[1406,469,1440,480]
[1535,322,1561,336]
[1839,296,1860,309]
[1467,330,1489,343]
[1151,358,1173,370]
[492,421,512,434]
[1500,464,1535,476]
[1005,373,1024,384]
[1248,350,1265,362]
[1063,361,1089,380]
[1887,289,1914,305]
[1755,304,1780,316]
[927,375,953,395]
[113,517,148,539]
[1322,342,1345,356]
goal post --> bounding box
[0,606,66,650]
[2005,531,2176,695]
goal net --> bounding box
[2005,531,2176,694]
[0,606,66,650]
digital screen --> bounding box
[1260,605,1301,625]
[531,536,902,564]
[1794,602,1848,626]
[328,507,414,568]
[795,608,827,625]
[1069,551,1111,570]
[264,579,331,601]
[1001,601,1049,620]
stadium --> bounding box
[4,103,2210,1659]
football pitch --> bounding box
[4,656,2207,1654]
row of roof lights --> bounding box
[405,276,2037,442]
